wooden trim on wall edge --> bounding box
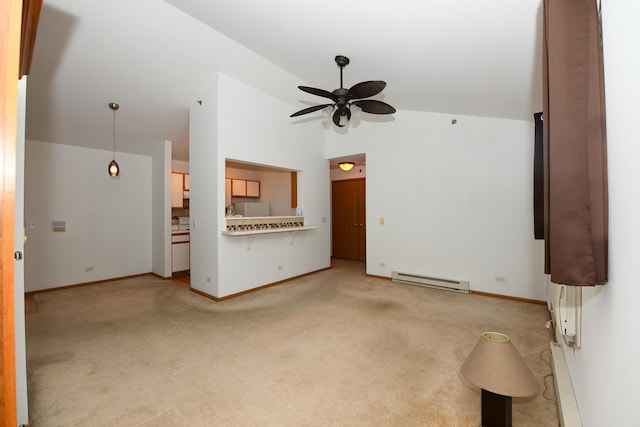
[470,290,546,305]
[24,273,153,296]
[365,273,392,281]
[19,0,42,78]
[366,274,545,305]
[23,270,547,307]
[190,266,331,302]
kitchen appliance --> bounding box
[235,202,269,217]
[178,216,190,230]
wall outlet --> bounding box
[379,262,386,268]
[495,276,507,283]
[84,267,94,272]
[322,217,327,223]
[206,276,212,283]
[277,265,283,271]
[26,222,36,229]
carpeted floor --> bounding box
[25,260,559,426]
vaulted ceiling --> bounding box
[25,0,543,162]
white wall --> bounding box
[190,73,329,298]
[189,75,220,296]
[326,110,546,301]
[172,159,189,174]
[330,164,367,181]
[152,140,172,278]
[562,2,640,425]
[258,171,295,216]
[24,140,153,291]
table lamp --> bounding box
[460,332,539,427]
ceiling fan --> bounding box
[290,55,396,127]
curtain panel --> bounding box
[542,0,608,286]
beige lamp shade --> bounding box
[460,332,539,397]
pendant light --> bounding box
[108,102,120,177]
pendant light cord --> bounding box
[112,106,116,159]
[107,102,120,177]
[109,102,119,160]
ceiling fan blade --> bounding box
[353,100,396,114]
[348,81,386,100]
[298,86,337,101]
[290,103,333,117]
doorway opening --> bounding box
[330,155,366,265]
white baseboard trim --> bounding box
[550,342,582,427]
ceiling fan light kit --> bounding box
[291,55,396,127]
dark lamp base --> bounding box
[481,389,512,427]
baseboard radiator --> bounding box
[550,342,582,427]
[391,271,469,294]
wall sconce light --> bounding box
[108,102,120,177]
[338,162,355,172]
[460,332,539,427]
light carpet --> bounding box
[26,260,558,426]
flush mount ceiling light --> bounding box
[290,55,396,128]
[108,102,120,177]
[338,162,355,172]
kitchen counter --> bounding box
[171,222,190,234]
[225,215,304,232]
[221,226,316,236]
[223,215,313,236]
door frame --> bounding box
[1,0,22,424]
[331,177,367,262]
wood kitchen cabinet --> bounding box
[225,178,232,206]
[171,173,184,208]
[230,178,260,198]
[231,179,246,197]
[246,180,260,197]
[172,172,190,208]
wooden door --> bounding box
[332,178,366,261]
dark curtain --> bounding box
[542,0,608,286]
[533,112,544,240]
